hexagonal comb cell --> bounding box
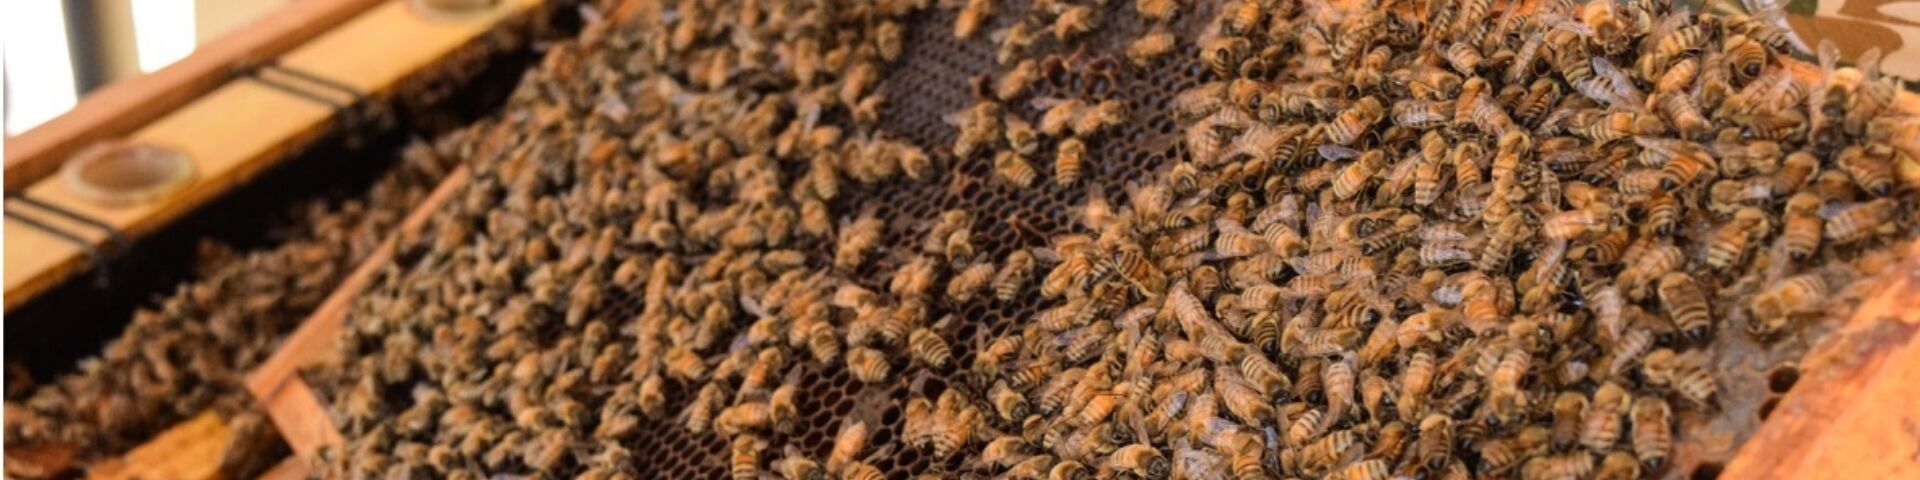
[571,3,1219,475]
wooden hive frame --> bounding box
[1,0,556,476]
[1,0,553,311]
[9,0,1920,477]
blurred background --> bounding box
[4,0,289,135]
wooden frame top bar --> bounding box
[2,0,543,312]
[2,0,387,194]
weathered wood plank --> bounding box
[1722,242,1920,480]
[2,0,541,311]
[245,165,470,457]
[2,0,385,194]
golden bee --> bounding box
[954,0,993,39]
[1056,137,1089,184]
[994,150,1041,189]
[1656,272,1713,342]
[1630,395,1672,469]
[998,59,1041,101]
[1749,273,1830,338]
[1824,198,1897,245]
[948,262,997,302]
[1327,97,1385,146]
[1127,29,1177,67]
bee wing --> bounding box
[1537,11,1594,37]
[1533,108,1580,135]
[1318,144,1363,162]
[1027,95,1073,111]
[1741,0,1785,22]
[1591,57,1645,108]
[1818,39,1841,80]
[1858,46,1884,79]
[1533,238,1570,288]
[1174,439,1230,479]
[1632,137,1694,160]
[1650,9,1691,42]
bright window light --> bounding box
[4,0,81,135]
[131,0,196,72]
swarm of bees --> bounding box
[3,139,455,477]
[948,0,1918,477]
[225,0,1920,478]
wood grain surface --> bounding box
[2,0,385,194]
[246,165,470,458]
[3,0,540,311]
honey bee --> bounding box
[1332,150,1389,200]
[1722,34,1770,84]
[1200,36,1251,77]
[842,462,886,480]
[1038,98,1087,137]
[1617,242,1682,300]
[1057,137,1089,184]
[1643,348,1718,407]
[955,0,993,39]
[1581,382,1630,451]
[995,151,1040,189]
[1137,0,1180,21]
[847,347,891,383]
[1392,99,1452,130]
[1489,347,1533,418]
[774,450,828,480]
[908,327,953,370]
[987,381,1031,424]
[997,21,1039,64]
[1544,204,1618,240]
[731,435,765,480]
[1394,349,1437,419]
[1335,459,1394,480]
[1215,368,1276,425]
[1654,55,1699,95]
[1657,92,1711,138]
[1835,146,1894,196]
[1656,272,1712,342]
[994,249,1036,300]
[1127,29,1177,67]
[1108,444,1169,479]
[1318,353,1357,428]
[981,435,1031,468]
[1824,198,1897,245]
[1630,396,1672,470]
[1586,451,1640,480]
[954,101,1004,159]
[835,216,885,270]
[826,420,868,475]
[1475,430,1534,475]
[949,262,997,302]
[890,256,940,297]
[1749,273,1830,338]
[1072,100,1129,137]
[1522,452,1596,480]
[998,59,1041,101]
[1328,97,1386,146]
[1778,192,1825,261]
[1444,41,1483,74]
[1297,428,1359,472]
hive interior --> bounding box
[113,0,1906,477]
[351,0,1880,478]
[574,3,1224,478]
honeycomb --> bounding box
[581,3,1221,477]
[304,0,1894,477]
